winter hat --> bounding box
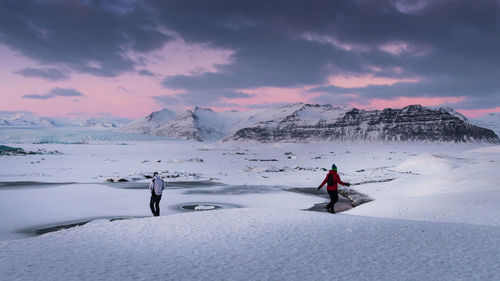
[331,164,337,171]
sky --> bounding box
[1,0,499,119]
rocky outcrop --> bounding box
[227,105,499,143]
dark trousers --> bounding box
[150,193,162,216]
[326,189,338,212]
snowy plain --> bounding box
[0,128,499,280]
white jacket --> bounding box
[149,175,166,195]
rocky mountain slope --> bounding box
[121,104,499,143]
[230,105,498,142]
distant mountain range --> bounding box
[0,111,129,128]
[4,105,498,143]
[119,103,500,143]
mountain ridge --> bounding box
[120,103,500,143]
[0,111,129,128]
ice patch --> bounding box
[194,205,217,211]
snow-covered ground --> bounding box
[2,209,499,281]
[0,128,499,280]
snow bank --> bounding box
[465,145,500,154]
[393,153,456,175]
[1,209,498,281]
[348,147,500,225]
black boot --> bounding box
[324,204,331,213]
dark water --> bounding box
[0,181,75,190]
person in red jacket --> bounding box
[318,164,350,213]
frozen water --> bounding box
[194,205,217,211]
[0,127,499,280]
[0,127,165,144]
[1,209,499,281]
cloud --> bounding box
[153,0,500,109]
[0,0,173,77]
[14,67,69,81]
[309,75,500,109]
[117,86,134,94]
[138,69,156,77]
[2,0,500,110]
[22,87,85,100]
[153,95,180,105]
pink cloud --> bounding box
[328,74,419,88]
[220,86,319,108]
[379,42,411,55]
[379,41,433,57]
[139,39,234,77]
[456,107,500,118]
[0,41,233,119]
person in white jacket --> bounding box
[149,172,166,216]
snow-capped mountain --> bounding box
[471,113,500,136]
[0,111,56,127]
[52,118,125,128]
[0,111,128,128]
[147,103,349,141]
[153,107,247,141]
[117,108,177,134]
[229,105,498,142]
[126,104,499,143]
[71,118,122,128]
[125,103,349,141]
[438,107,468,122]
[227,103,350,142]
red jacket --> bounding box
[319,170,347,191]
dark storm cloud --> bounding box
[153,94,179,105]
[310,73,500,109]
[0,0,172,77]
[152,0,500,108]
[138,69,156,77]
[2,0,499,109]
[162,89,253,107]
[15,67,69,81]
[22,87,85,100]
